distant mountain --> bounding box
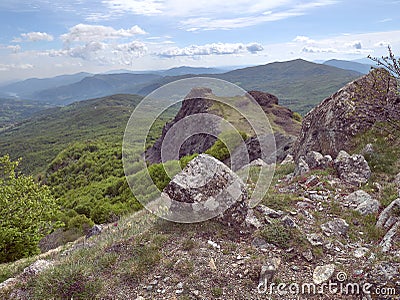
[137,59,363,115]
[33,73,162,105]
[323,59,372,74]
[0,60,363,114]
[0,72,92,99]
[158,66,225,76]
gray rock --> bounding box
[380,221,399,252]
[228,132,296,171]
[356,198,380,215]
[294,157,310,176]
[345,190,372,206]
[395,173,400,187]
[395,173,400,197]
[163,154,248,226]
[245,209,263,229]
[334,150,371,186]
[302,249,313,262]
[306,233,324,246]
[0,277,17,291]
[293,69,400,160]
[281,215,297,228]
[371,262,399,281]
[344,190,380,215]
[313,264,335,285]
[249,158,268,167]
[377,198,400,229]
[281,154,294,165]
[251,237,272,250]
[256,205,283,218]
[321,218,349,236]
[304,151,332,169]
[361,143,374,156]
[353,247,369,258]
[86,224,102,239]
[23,260,53,276]
[259,257,281,286]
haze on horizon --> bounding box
[0,0,399,83]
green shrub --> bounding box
[205,131,248,161]
[67,215,94,233]
[292,112,303,122]
[261,222,292,249]
[179,153,198,169]
[148,163,170,191]
[0,155,60,263]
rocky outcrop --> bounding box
[145,88,217,164]
[293,68,400,160]
[146,88,300,164]
[162,154,248,226]
[334,150,371,186]
[227,132,296,171]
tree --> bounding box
[367,46,400,132]
[0,155,60,263]
[368,45,400,79]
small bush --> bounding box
[292,112,303,122]
[67,214,94,233]
[28,264,101,300]
[261,222,291,249]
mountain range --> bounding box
[0,59,364,115]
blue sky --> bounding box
[0,0,399,82]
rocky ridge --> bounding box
[293,68,400,160]
[145,88,300,164]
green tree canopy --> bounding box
[0,155,59,263]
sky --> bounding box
[0,0,399,82]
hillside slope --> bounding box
[0,94,143,175]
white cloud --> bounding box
[246,43,264,53]
[302,46,337,53]
[61,24,146,44]
[47,40,147,65]
[98,0,337,30]
[374,41,389,47]
[7,45,21,53]
[293,36,316,43]
[102,0,164,16]
[346,40,362,50]
[0,63,33,71]
[13,31,53,42]
[158,42,263,57]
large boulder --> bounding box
[334,150,371,186]
[293,68,400,160]
[227,132,296,171]
[377,198,400,229]
[344,190,380,215]
[163,154,248,226]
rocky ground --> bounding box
[1,150,399,299]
